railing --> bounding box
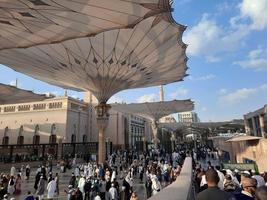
[148,157,195,200]
[43,196,67,200]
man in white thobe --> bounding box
[78,176,86,198]
[47,178,57,199]
[10,166,16,176]
[108,183,118,200]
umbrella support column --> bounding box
[151,121,160,148]
[95,103,111,164]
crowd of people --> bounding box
[194,147,267,200]
[1,144,267,200]
[0,146,188,200]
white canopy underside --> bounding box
[111,100,194,121]
[159,122,244,131]
[0,14,188,102]
[0,0,175,50]
[226,135,262,142]
[0,83,48,104]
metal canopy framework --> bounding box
[226,135,262,142]
[159,121,244,135]
[112,100,194,144]
[0,83,49,104]
[0,0,189,163]
[0,0,174,50]
[112,100,194,122]
[0,15,187,103]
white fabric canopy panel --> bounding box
[0,0,173,50]
[111,100,194,121]
[0,83,49,104]
[159,121,244,131]
[0,15,188,102]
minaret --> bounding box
[159,85,166,122]
[159,85,164,102]
[84,91,98,104]
[64,90,68,97]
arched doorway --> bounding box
[2,126,9,145]
[17,126,24,145]
[33,125,40,144]
[71,124,76,143]
[49,124,57,144]
[82,135,87,143]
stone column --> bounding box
[151,121,159,148]
[170,133,176,152]
[95,103,111,164]
[252,117,257,136]
[244,117,251,134]
[259,114,266,138]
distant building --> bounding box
[158,85,177,123]
[128,114,151,149]
[244,104,267,137]
[177,111,200,123]
[211,104,267,172]
[159,115,177,123]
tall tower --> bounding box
[159,85,164,102]
[159,85,177,123]
[84,91,98,104]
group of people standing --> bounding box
[194,147,267,200]
[0,164,31,198]
[63,147,187,200]
[0,144,190,200]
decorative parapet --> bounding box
[0,100,65,114]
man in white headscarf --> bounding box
[10,166,16,176]
[47,178,57,199]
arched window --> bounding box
[33,125,40,144]
[49,124,57,144]
[51,124,56,135]
[71,124,76,143]
[82,135,87,143]
[17,126,24,145]
[2,126,9,145]
[71,134,76,143]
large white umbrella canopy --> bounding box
[0,1,189,162]
[0,83,50,104]
[0,0,173,50]
[112,99,194,144]
[0,15,188,102]
[112,100,194,121]
[159,121,244,133]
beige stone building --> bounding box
[244,104,267,137]
[0,96,93,145]
[177,111,200,123]
[211,104,267,172]
[0,91,152,151]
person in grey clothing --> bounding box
[197,169,235,200]
[36,176,46,200]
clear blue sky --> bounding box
[0,0,267,122]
